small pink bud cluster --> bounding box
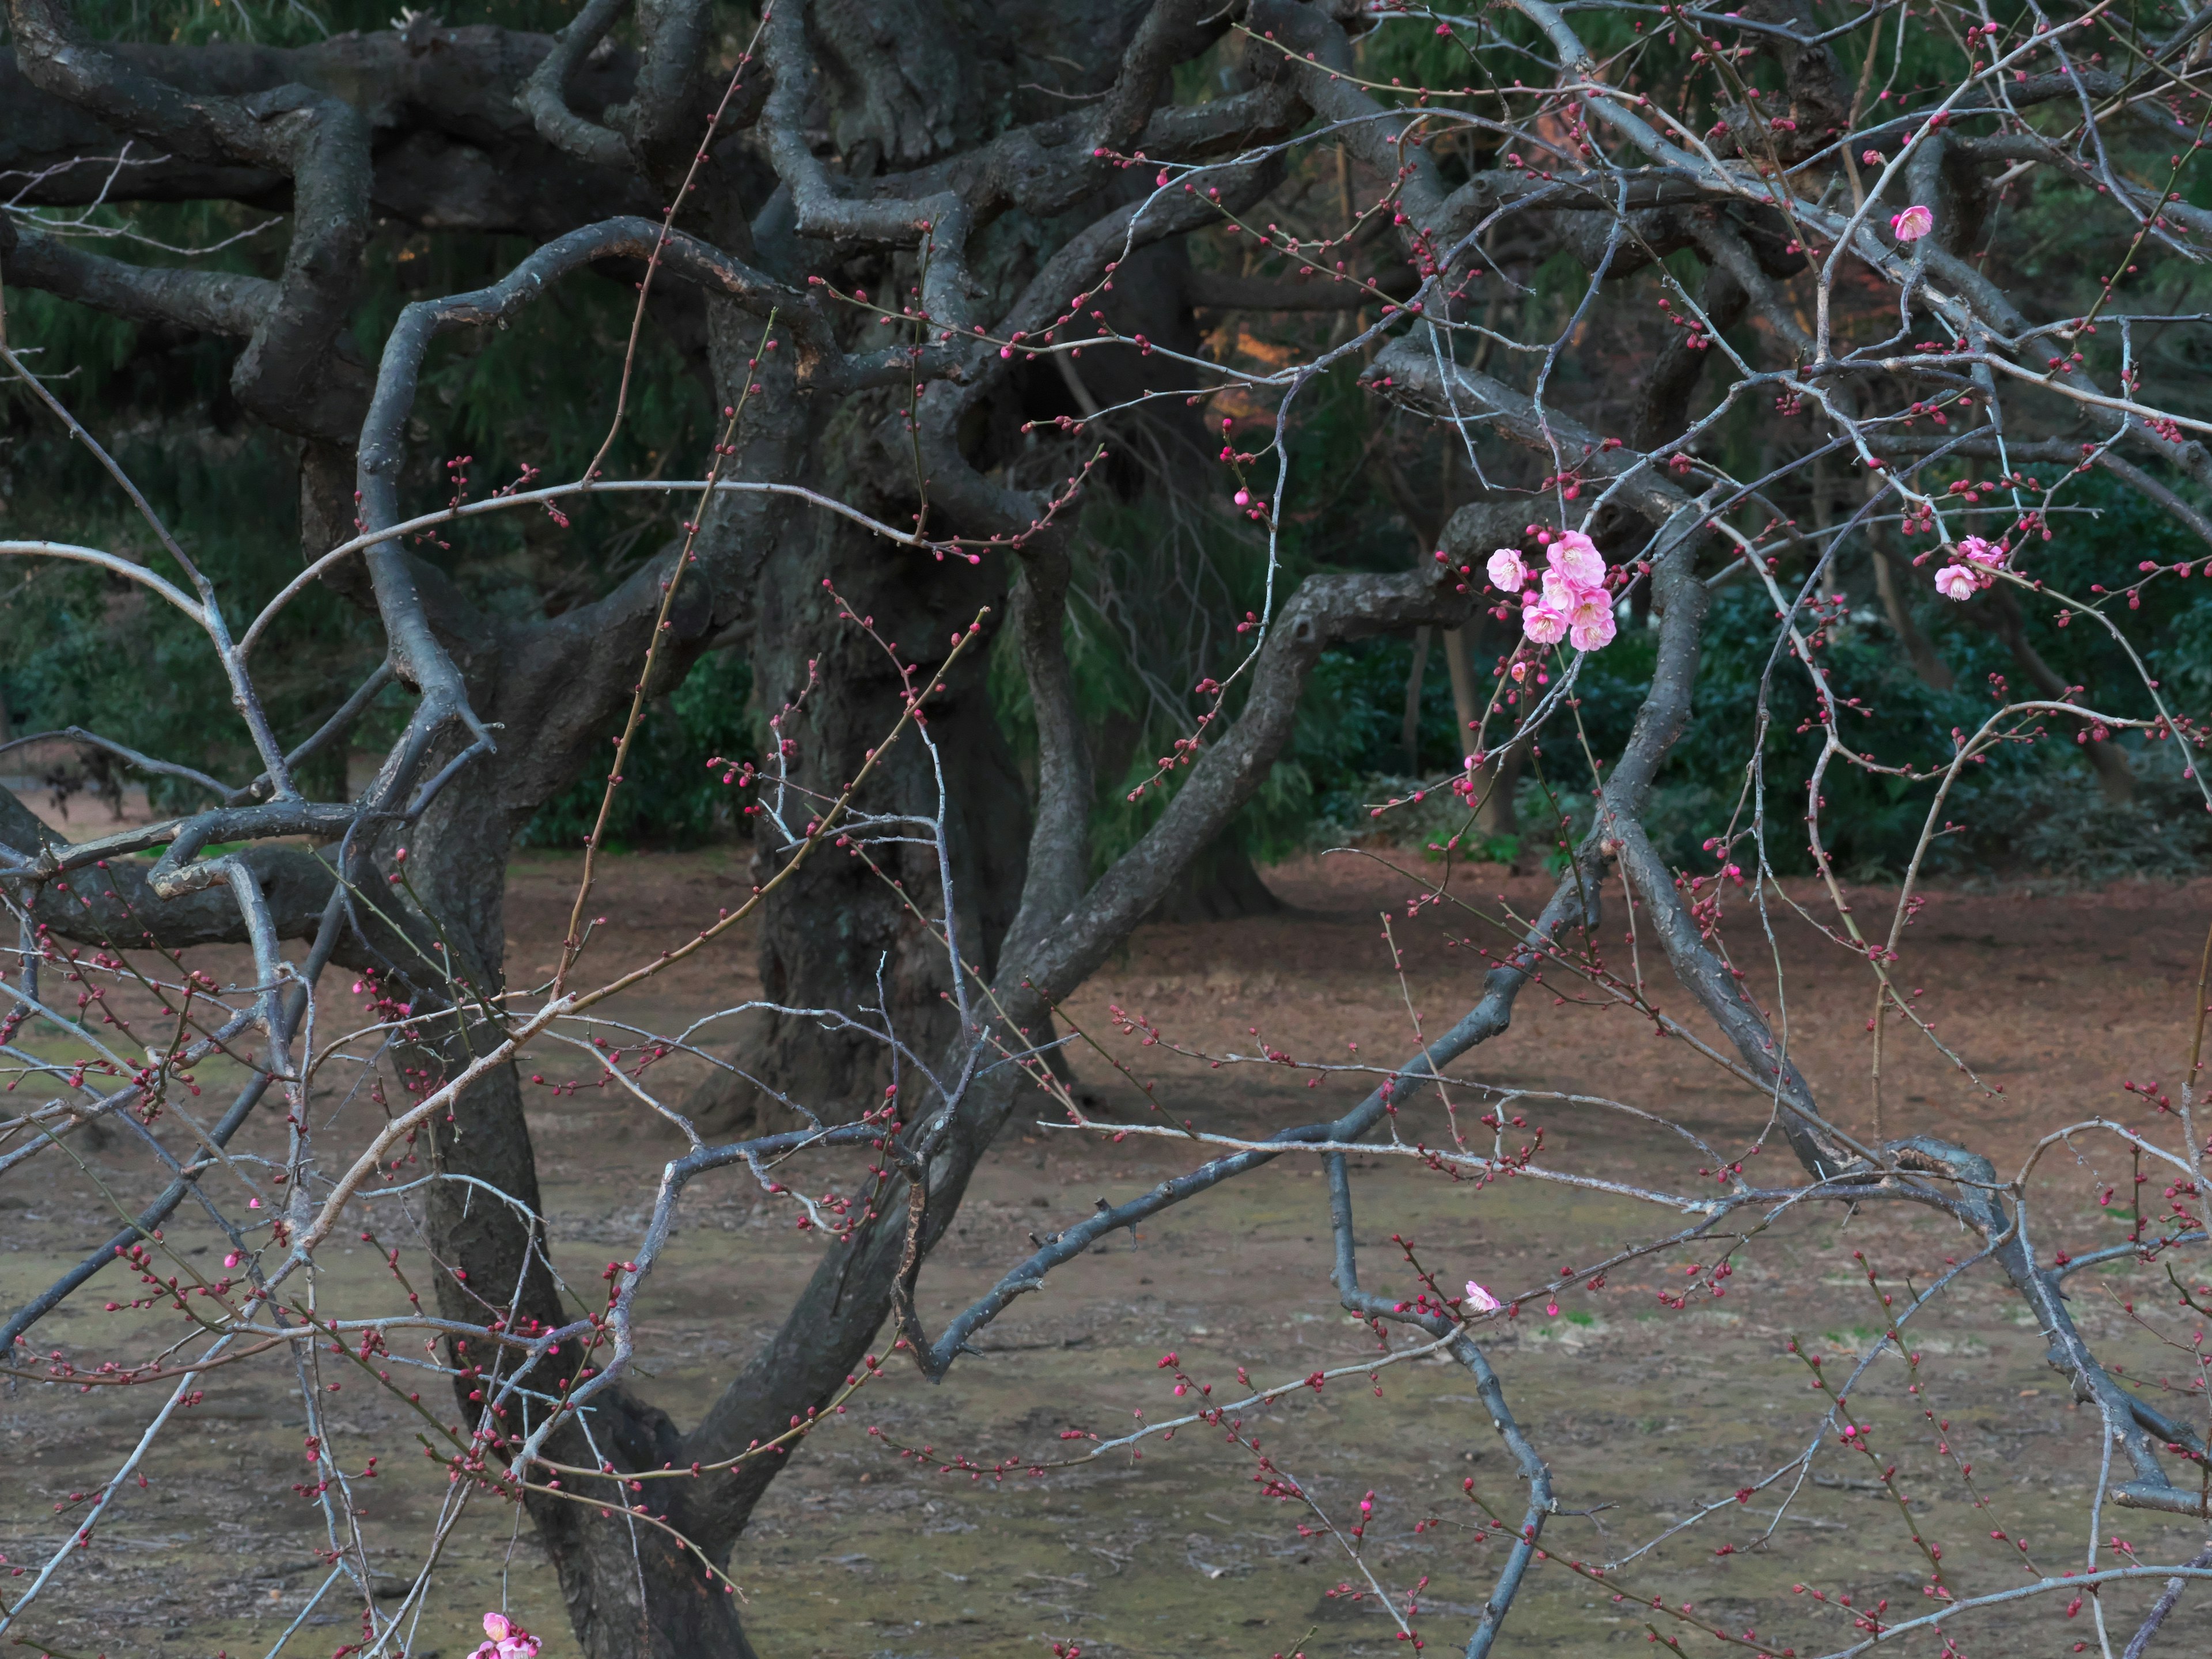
[471,1612,540,1659]
[1486,529,1618,651]
[1933,535,2005,601]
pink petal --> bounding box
[1546,531,1605,588]
[1521,603,1569,646]
[1933,565,1977,601]
[484,1613,511,1642]
[1569,609,1618,652]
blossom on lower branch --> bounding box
[1487,529,1618,651]
[1891,203,1934,242]
[1934,535,2005,601]
[474,1613,542,1659]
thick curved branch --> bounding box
[515,0,632,171]
[0,218,272,336]
[1,31,652,241]
[1612,819,1861,1176]
[998,549,1092,970]
[6,0,372,441]
[0,786,342,950]
[611,0,721,181]
[354,217,801,739]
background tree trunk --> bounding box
[1872,543,1957,692]
[1402,624,1431,772]
[721,521,1027,1129]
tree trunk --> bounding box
[726,520,1027,1128]
[1147,831,1282,922]
[1402,624,1431,772]
[402,737,764,1657]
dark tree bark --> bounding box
[707,513,1030,1132]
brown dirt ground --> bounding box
[5,847,2211,1659]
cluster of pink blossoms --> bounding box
[472,1613,541,1659]
[1933,535,2005,600]
[1485,529,1619,651]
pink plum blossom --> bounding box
[1891,204,1934,242]
[1464,1280,1503,1313]
[1521,590,1570,645]
[1546,529,1606,589]
[1958,535,2003,569]
[1505,529,1615,652]
[1567,591,1619,653]
[1934,563,1979,601]
[472,1613,541,1659]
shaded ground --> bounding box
[5,847,2211,1658]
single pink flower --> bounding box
[1957,535,2003,569]
[1547,529,1606,589]
[1934,563,1978,601]
[484,1615,512,1643]
[222,1251,240,1269]
[1861,148,1883,165]
[1464,1280,1503,1313]
[1521,593,1570,646]
[1568,604,1618,653]
[1891,204,1934,242]
[1486,546,1529,590]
